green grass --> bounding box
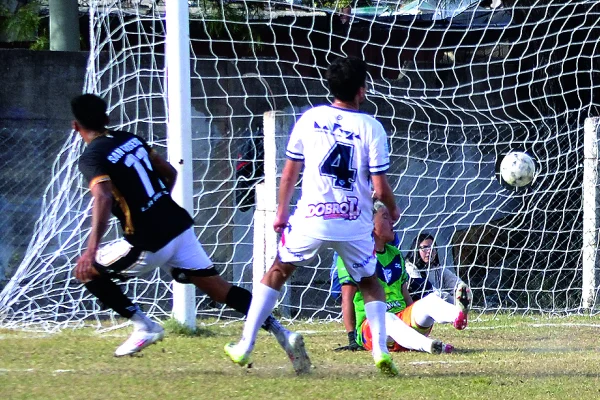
[1,315,600,399]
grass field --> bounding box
[1,315,600,399]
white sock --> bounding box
[237,282,280,354]
[412,293,460,327]
[364,300,388,359]
[130,308,154,331]
[385,313,433,353]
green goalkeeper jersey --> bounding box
[336,244,409,334]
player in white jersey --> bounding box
[225,57,400,376]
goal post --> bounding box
[165,0,196,329]
[582,117,600,310]
[253,110,295,316]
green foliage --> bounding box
[0,1,42,42]
[193,0,263,49]
[29,28,49,50]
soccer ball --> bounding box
[499,151,536,188]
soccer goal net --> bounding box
[1,0,599,331]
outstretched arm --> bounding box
[75,180,113,282]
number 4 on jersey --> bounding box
[319,142,357,190]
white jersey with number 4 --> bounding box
[285,104,390,241]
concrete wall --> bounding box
[0,50,90,285]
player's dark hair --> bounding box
[405,233,439,269]
[71,94,108,131]
[326,57,368,102]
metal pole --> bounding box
[49,0,80,51]
[166,0,196,329]
[582,117,600,310]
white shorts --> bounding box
[94,227,212,279]
[278,225,376,281]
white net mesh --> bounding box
[1,0,599,331]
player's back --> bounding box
[286,105,389,241]
[79,131,192,251]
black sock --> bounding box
[225,285,252,314]
[84,276,137,319]
[225,285,272,332]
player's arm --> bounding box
[401,282,414,307]
[149,150,177,192]
[274,159,303,232]
[341,284,358,334]
[369,123,399,221]
[335,256,363,351]
[75,180,113,282]
[371,174,399,221]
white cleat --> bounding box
[455,283,472,314]
[283,332,312,375]
[430,339,454,354]
[115,324,164,357]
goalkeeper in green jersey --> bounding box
[337,200,472,353]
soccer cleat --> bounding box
[453,310,468,330]
[114,324,164,357]
[430,340,454,354]
[224,342,251,367]
[430,339,443,354]
[454,283,471,330]
[374,353,399,377]
[282,332,312,375]
[455,283,472,314]
[442,343,454,353]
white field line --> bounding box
[468,323,600,330]
[0,333,51,340]
[409,360,472,366]
[0,368,76,374]
[3,323,600,339]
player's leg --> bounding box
[184,272,291,351]
[335,238,397,376]
[164,228,294,357]
[225,225,317,374]
[339,283,362,350]
[89,239,167,356]
[384,312,436,353]
[224,256,296,360]
[411,292,467,330]
[394,307,453,354]
[333,255,362,351]
[356,275,398,375]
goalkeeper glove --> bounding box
[334,331,365,352]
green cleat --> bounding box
[224,342,250,367]
[375,353,399,377]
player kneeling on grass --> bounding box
[71,94,292,358]
[337,201,472,354]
